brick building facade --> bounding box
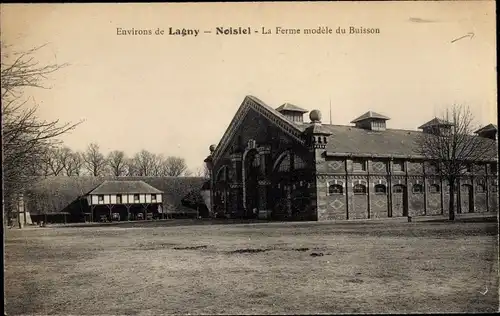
[204,96,498,221]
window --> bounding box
[429,184,440,194]
[134,194,140,201]
[491,163,498,174]
[151,194,157,201]
[352,159,366,171]
[294,154,307,170]
[393,160,405,172]
[353,184,367,194]
[277,153,291,172]
[374,184,386,194]
[476,184,485,193]
[116,194,122,203]
[98,195,104,202]
[393,184,404,193]
[329,184,343,195]
[412,184,424,194]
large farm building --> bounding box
[204,96,498,221]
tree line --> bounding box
[35,142,206,177]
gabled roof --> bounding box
[418,118,454,129]
[87,180,163,195]
[350,111,390,123]
[475,124,498,134]
[275,103,308,113]
[211,96,305,162]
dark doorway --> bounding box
[392,184,408,217]
[460,184,474,213]
[244,149,260,218]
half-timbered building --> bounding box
[204,95,498,221]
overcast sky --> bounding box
[1,2,496,172]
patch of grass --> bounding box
[4,220,499,314]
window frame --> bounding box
[429,184,440,194]
[353,183,367,195]
[392,184,404,193]
[328,184,344,195]
[412,184,424,194]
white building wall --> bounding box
[146,194,151,203]
[104,195,110,204]
[139,194,146,203]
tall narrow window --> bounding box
[134,194,140,202]
[151,194,157,201]
[116,194,122,204]
[98,195,104,202]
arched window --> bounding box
[374,184,386,194]
[275,152,291,173]
[412,184,424,194]
[476,183,486,193]
[429,184,440,194]
[393,184,404,193]
[329,184,343,195]
[353,184,367,194]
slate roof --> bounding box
[275,103,309,113]
[322,125,422,156]
[88,180,163,195]
[418,118,454,129]
[299,123,498,159]
[475,124,498,134]
[350,111,390,123]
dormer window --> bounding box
[418,118,454,135]
[350,111,390,131]
[275,103,308,123]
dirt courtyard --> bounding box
[4,219,499,315]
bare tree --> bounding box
[83,143,107,176]
[1,42,81,227]
[132,150,157,176]
[107,150,127,176]
[163,156,188,177]
[193,165,210,178]
[416,104,497,220]
[65,150,84,176]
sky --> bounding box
[1,2,497,172]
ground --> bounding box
[4,218,499,315]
